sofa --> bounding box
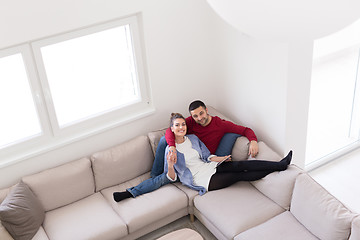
[0,106,359,240]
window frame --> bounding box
[0,15,153,167]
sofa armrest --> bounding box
[350,215,360,240]
[291,173,355,240]
[250,164,303,210]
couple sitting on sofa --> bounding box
[113,100,292,202]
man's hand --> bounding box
[248,140,259,157]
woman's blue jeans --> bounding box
[127,133,241,197]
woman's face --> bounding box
[171,118,187,137]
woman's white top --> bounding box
[176,136,218,190]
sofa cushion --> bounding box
[91,135,154,192]
[43,192,127,240]
[0,187,10,204]
[229,136,249,161]
[194,181,284,239]
[249,141,281,161]
[0,222,13,240]
[0,226,49,240]
[32,227,49,240]
[172,182,199,214]
[0,181,45,240]
[350,216,360,240]
[147,128,166,156]
[101,182,188,233]
[22,158,94,212]
[234,211,318,240]
[251,165,303,210]
[207,106,232,121]
[291,173,354,240]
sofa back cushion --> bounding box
[291,173,354,240]
[0,188,10,204]
[91,135,153,192]
[251,164,302,210]
[148,128,166,156]
[22,158,95,212]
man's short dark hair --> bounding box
[188,100,206,112]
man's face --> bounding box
[190,106,210,126]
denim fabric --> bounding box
[129,133,241,198]
[150,136,168,178]
[164,135,210,195]
[215,133,241,156]
[126,172,173,197]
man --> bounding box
[163,100,258,171]
[113,100,259,202]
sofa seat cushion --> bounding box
[234,211,318,240]
[43,193,127,240]
[0,223,49,240]
[101,182,188,233]
[291,173,355,240]
[172,182,199,214]
[22,158,95,212]
[194,181,285,240]
[0,222,14,240]
[32,227,49,240]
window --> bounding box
[306,19,360,167]
[0,15,153,166]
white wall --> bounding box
[208,18,289,155]
[0,0,334,188]
[0,0,222,188]
[207,11,316,167]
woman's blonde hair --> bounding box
[170,113,185,127]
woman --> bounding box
[165,113,292,195]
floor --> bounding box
[309,147,360,213]
[138,216,217,240]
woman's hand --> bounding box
[167,150,177,181]
[167,149,177,168]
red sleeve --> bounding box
[165,116,193,147]
[220,118,258,142]
[165,127,175,147]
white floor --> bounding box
[309,147,360,213]
[138,216,217,240]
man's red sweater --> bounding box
[165,116,257,154]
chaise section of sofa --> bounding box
[234,173,356,240]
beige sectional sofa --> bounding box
[0,107,359,240]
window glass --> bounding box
[0,54,41,148]
[306,19,360,165]
[40,24,140,127]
